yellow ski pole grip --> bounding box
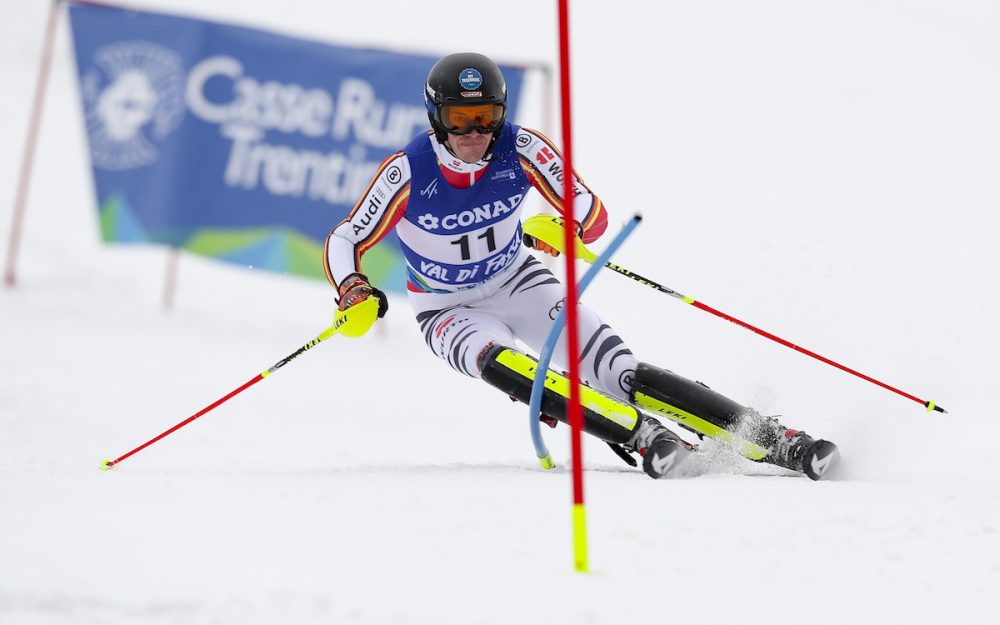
[331,295,381,338]
[521,214,598,263]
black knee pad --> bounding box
[479,344,637,445]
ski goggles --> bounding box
[438,103,505,135]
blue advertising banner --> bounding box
[67,3,525,288]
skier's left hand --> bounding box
[531,239,562,257]
[523,219,583,257]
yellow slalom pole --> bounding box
[573,503,588,572]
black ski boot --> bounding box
[756,417,840,480]
[802,439,840,480]
[627,415,694,479]
[629,361,841,480]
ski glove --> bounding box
[522,220,583,257]
[337,273,388,318]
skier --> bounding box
[324,52,839,480]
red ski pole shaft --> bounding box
[101,323,340,470]
[598,261,947,414]
[103,374,265,469]
[689,299,942,411]
[101,298,381,470]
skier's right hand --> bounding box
[337,273,388,318]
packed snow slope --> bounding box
[2,1,998,624]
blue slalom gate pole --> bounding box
[528,214,642,466]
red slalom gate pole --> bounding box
[557,0,588,573]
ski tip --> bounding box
[803,440,840,481]
[100,459,114,471]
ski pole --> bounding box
[101,296,382,470]
[522,215,946,414]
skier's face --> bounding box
[447,129,492,163]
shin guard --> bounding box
[479,345,637,445]
[630,363,770,460]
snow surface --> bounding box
[2,1,1000,624]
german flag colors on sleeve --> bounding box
[515,127,608,244]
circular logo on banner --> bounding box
[80,41,185,170]
[458,68,483,90]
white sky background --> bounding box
[1,1,999,624]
